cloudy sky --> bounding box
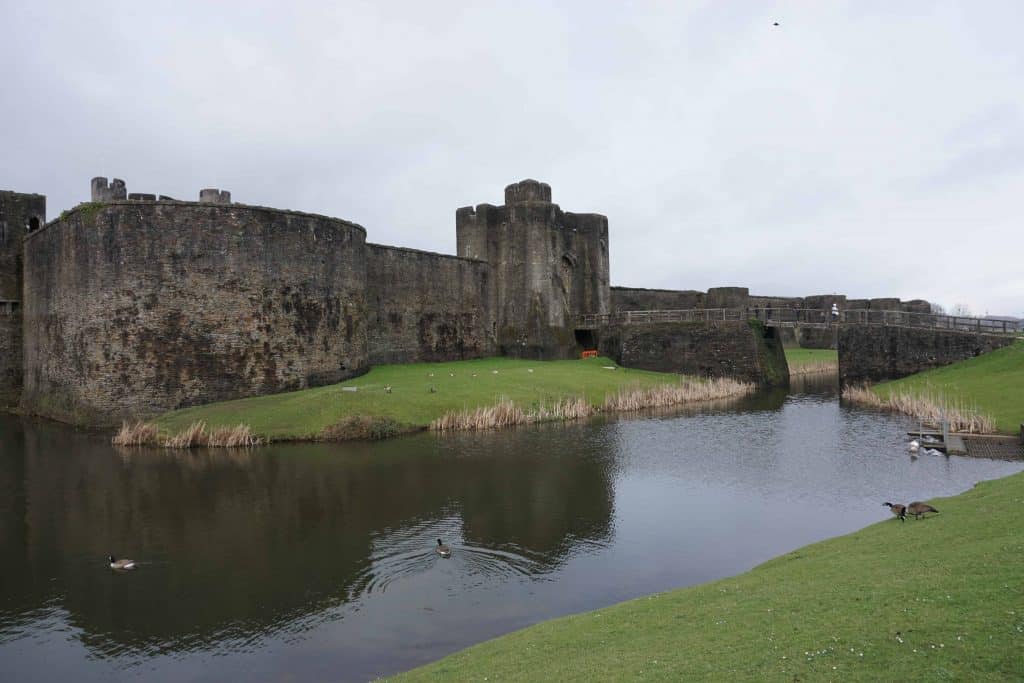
[2,1,1021,315]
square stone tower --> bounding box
[456,180,610,359]
[0,190,46,407]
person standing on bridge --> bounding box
[831,302,840,323]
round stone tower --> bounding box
[21,195,369,425]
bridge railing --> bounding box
[576,308,748,328]
[837,309,1015,334]
[577,307,1017,335]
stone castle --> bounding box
[0,179,931,426]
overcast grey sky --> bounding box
[2,1,1021,315]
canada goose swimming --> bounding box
[883,502,907,522]
[436,539,451,558]
[907,501,939,519]
[108,555,136,570]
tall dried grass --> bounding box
[112,421,161,446]
[431,396,597,432]
[162,421,210,448]
[431,378,754,432]
[207,424,262,447]
[603,377,755,412]
[842,384,995,434]
[111,420,264,448]
[788,360,839,376]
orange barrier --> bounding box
[581,350,598,359]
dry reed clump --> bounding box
[788,361,839,376]
[163,421,210,448]
[112,420,264,448]
[111,421,161,446]
[432,379,754,432]
[842,384,995,434]
[431,396,596,432]
[602,377,755,412]
[207,424,263,447]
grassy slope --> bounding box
[785,348,838,367]
[154,357,680,440]
[873,341,1024,433]
[392,471,1024,682]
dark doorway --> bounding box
[574,328,596,349]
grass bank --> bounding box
[153,357,735,442]
[391,471,1024,681]
[870,341,1024,434]
[785,348,838,376]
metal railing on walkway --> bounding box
[576,308,1019,335]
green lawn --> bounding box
[391,471,1024,681]
[154,356,680,440]
[873,341,1024,433]
[785,348,838,367]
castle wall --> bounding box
[611,286,705,311]
[0,305,22,406]
[0,191,46,408]
[597,320,789,386]
[457,180,609,359]
[365,244,494,365]
[839,325,1014,384]
[21,201,368,425]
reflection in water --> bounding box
[1,377,1021,682]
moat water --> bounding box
[1,375,1021,682]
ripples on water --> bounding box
[1,377,1021,682]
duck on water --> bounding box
[108,555,136,570]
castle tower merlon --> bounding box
[504,179,552,205]
[199,189,232,204]
[90,176,127,202]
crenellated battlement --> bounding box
[91,177,231,204]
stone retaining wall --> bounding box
[838,325,1015,384]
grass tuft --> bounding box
[320,416,411,441]
[111,421,160,446]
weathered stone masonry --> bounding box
[838,325,1015,385]
[12,178,614,425]
[22,201,368,425]
[458,179,610,359]
[596,320,789,387]
[0,191,46,407]
[366,244,494,365]
[6,175,948,427]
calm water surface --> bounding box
[1,376,1021,682]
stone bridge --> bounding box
[576,308,1018,385]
